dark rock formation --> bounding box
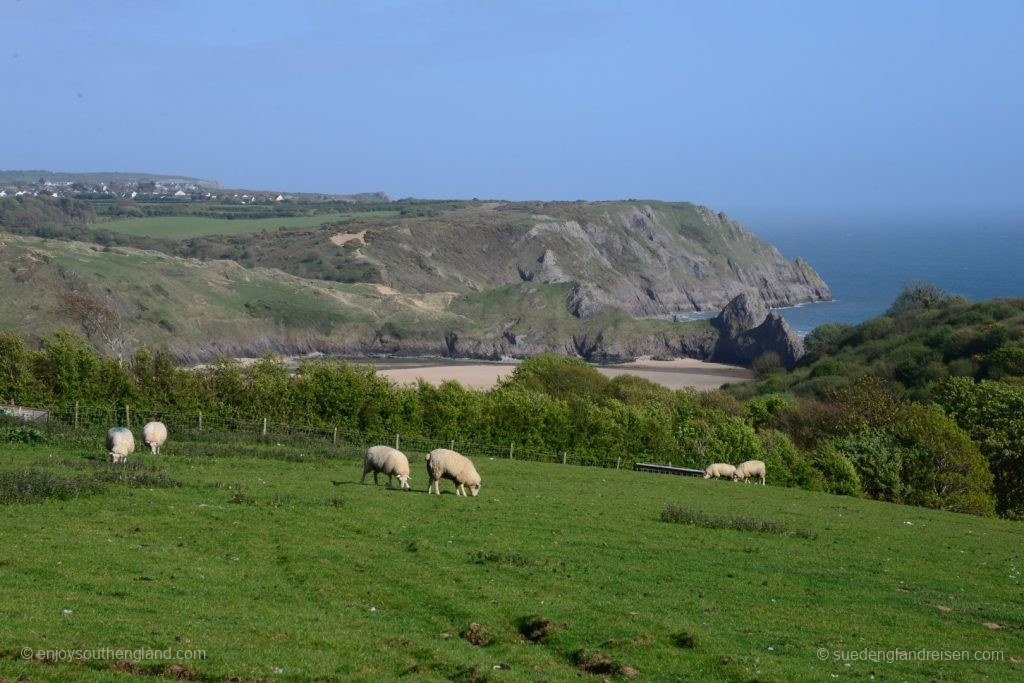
[712,291,804,368]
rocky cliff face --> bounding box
[711,291,804,368]
[2,199,827,368]
[358,201,831,319]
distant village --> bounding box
[0,177,297,204]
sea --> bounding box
[754,217,1024,336]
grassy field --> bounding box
[0,434,1020,681]
[91,211,399,239]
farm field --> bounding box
[0,436,1021,681]
[90,211,399,239]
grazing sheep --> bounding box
[426,448,481,497]
[704,463,737,480]
[361,445,411,490]
[732,460,766,485]
[106,427,135,464]
[142,421,168,454]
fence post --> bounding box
[616,457,621,470]
[449,439,454,450]
[395,433,400,450]
[198,411,203,432]
[562,452,567,465]
[262,417,268,437]
[74,401,79,430]
[125,405,131,429]
[509,442,514,460]
[333,427,338,445]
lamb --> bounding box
[142,421,168,454]
[732,459,766,485]
[361,445,412,490]
[425,448,481,496]
[703,463,736,480]
[106,427,135,463]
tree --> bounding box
[934,377,1024,517]
[887,280,949,315]
[54,276,134,362]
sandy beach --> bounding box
[372,357,752,391]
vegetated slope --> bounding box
[2,195,830,316]
[733,288,1024,400]
[0,233,715,363]
[1,196,827,363]
[88,211,395,239]
[193,200,831,317]
[0,441,1019,681]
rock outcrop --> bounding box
[711,291,804,368]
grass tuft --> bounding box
[0,469,102,504]
[661,504,816,538]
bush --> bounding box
[746,395,790,431]
[803,323,854,360]
[830,430,907,503]
[0,426,48,444]
[811,445,861,497]
[791,375,850,399]
[504,355,609,402]
[809,358,844,378]
[983,346,1024,379]
[661,504,790,534]
[757,430,818,489]
[751,351,785,378]
[0,469,103,504]
[887,281,948,315]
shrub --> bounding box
[810,445,861,497]
[809,358,844,378]
[746,395,790,431]
[751,351,785,378]
[660,504,789,534]
[756,429,818,489]
[830,430,907,503]
[983,346,1024,379]
[803,322,854,360]
[0,426,48,444]
[791,375,850,399]
[887,281,948,315]
[0,469,103,504]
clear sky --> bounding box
[3,0,1022,226]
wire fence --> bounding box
[11,402,636,471]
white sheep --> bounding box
[142,421,168,454]
[425,448,481,496]
[703,463,736,480]
[106,427,135,463]
[361,445,412,490]
[732,459,766,485]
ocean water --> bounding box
[758,219,1024,336]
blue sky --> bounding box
[3,0,1022,226]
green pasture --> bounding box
[90,211,398,239]
[0,437,1020,681]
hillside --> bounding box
[0,196,828,363]
[732,288,1024,400]
[0,233,719,363]
[0,437,1019,681]
[103,200,829,317]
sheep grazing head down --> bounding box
[397,473,411,490]
[468,482,481,497]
